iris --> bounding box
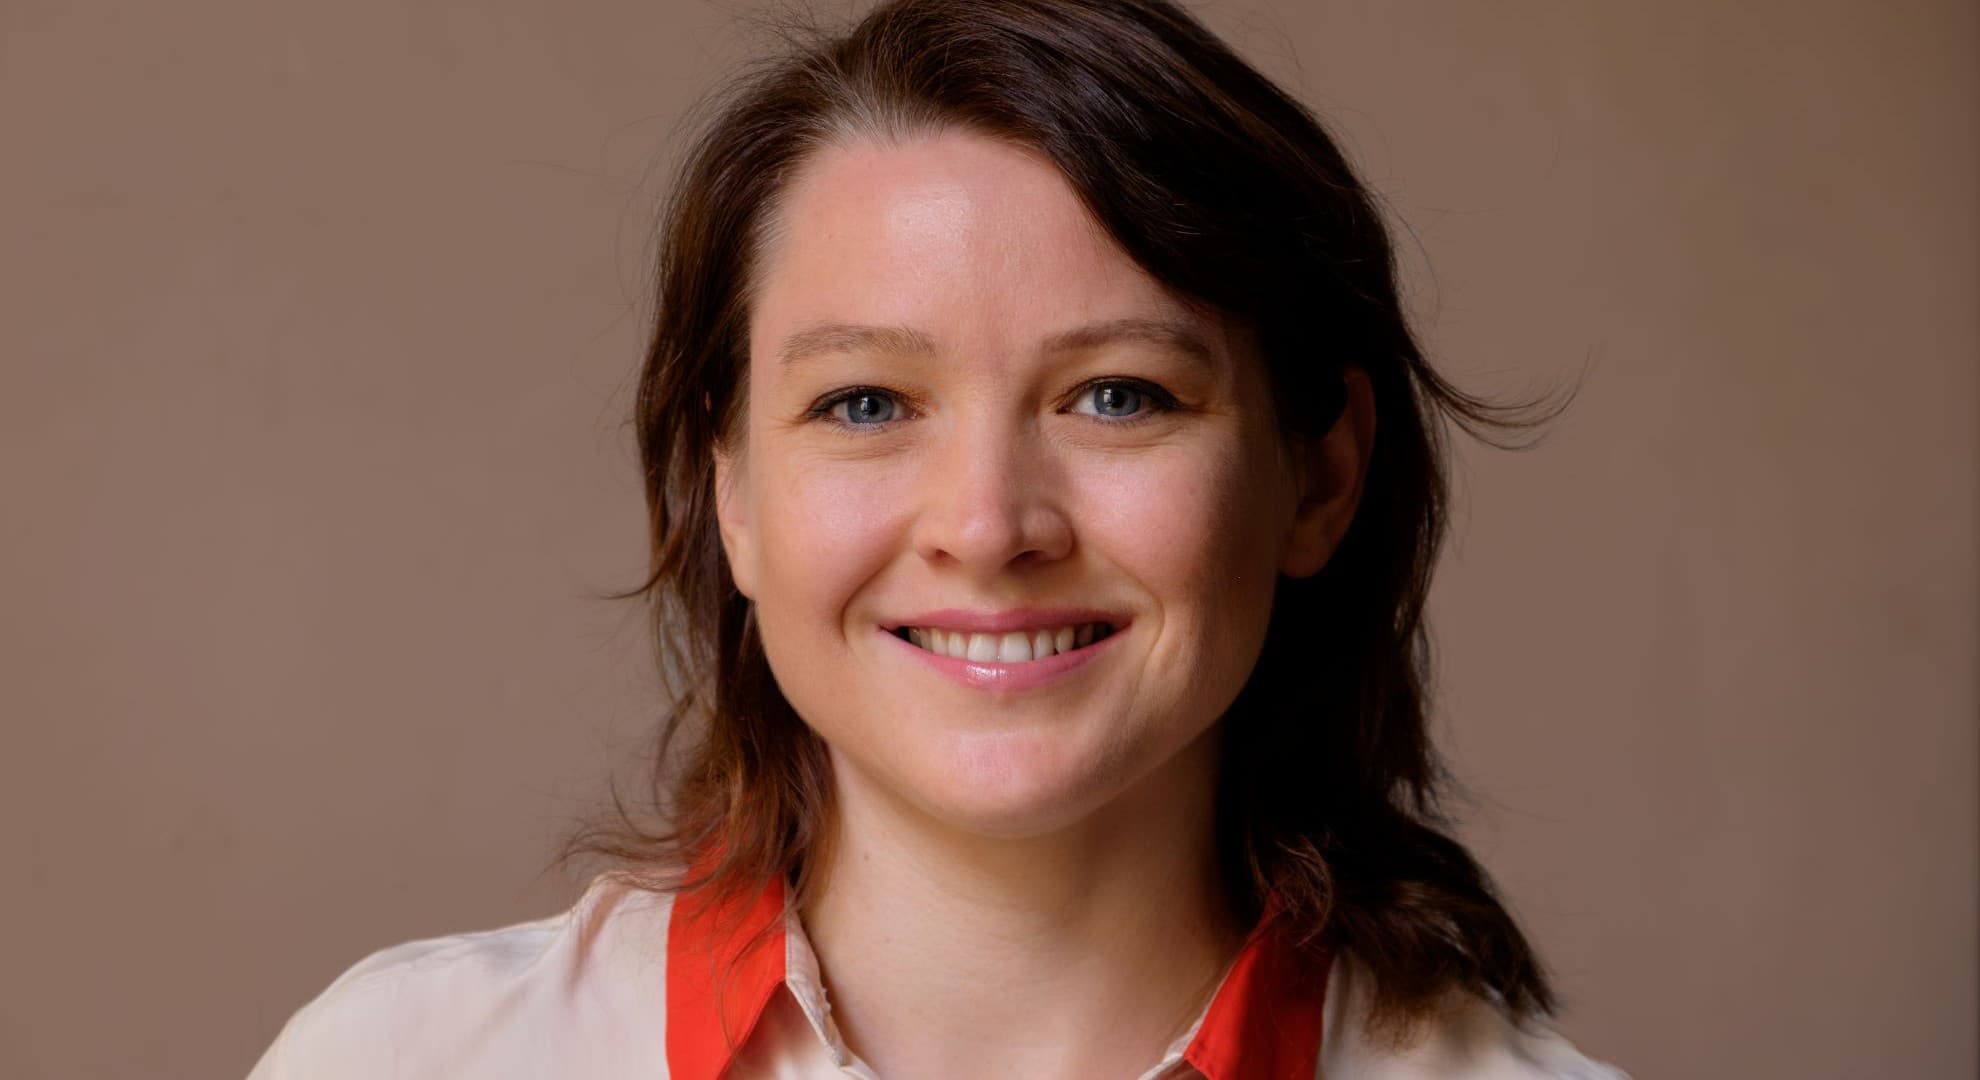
[841,393,894,424]
[1092,383,1142,417]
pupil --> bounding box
[851,395,891,422]
[1097,384,1140,416]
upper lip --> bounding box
[885,607,1128,634]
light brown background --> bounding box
[2,1,1973,1077]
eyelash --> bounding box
[804,378,1182,433]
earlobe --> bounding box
[1279,367,1377,579]
[713,445,757,600]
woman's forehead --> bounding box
[747,131,1214,363]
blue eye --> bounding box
[829,391,897,425]
[1071,379,1175,421]
[1090,383,1143,417]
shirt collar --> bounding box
[664,873,1331,1080]
[663,872,790,1080]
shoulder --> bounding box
[1318,950,1632,1080]
[246,876,677,1080]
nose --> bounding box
[909,414,1074,575]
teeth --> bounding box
[997,632,1031,662]
[900,622,1113,662]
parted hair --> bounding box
[564,0,1564,1042]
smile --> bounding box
[879,612,1128,693]
[891,622,1117,663]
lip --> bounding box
[883,607,1128,635]
[878,615,1128,693]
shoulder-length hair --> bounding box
[566,0,1564,1040]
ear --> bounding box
[713,441,758,601]
[1280,366,1377,579]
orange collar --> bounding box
[664,874,1330,1080]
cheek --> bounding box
[1072,436,1286,690]
[1072,437,1282,597]
[754,452,913,629]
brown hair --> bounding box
[565,0,1567,1041]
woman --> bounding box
[250,0,1628,1076]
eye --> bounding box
[1068,378,1178,422]
[835,392,896,424]
[807,387,904,429]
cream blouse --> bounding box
[247,872,1631,1079]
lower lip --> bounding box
[881,625,1124,692]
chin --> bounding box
[905,732,1141,839]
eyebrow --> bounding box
[775,316,1219,369]
[1042,317,1220,367]
[776,323,937,367]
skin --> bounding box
[714,130,1375,1079]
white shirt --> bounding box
[247,872,1631,1079]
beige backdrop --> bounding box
[1,1,1973,1077]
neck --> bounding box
[798,727,1244,1080]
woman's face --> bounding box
[716,130,1360,839]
